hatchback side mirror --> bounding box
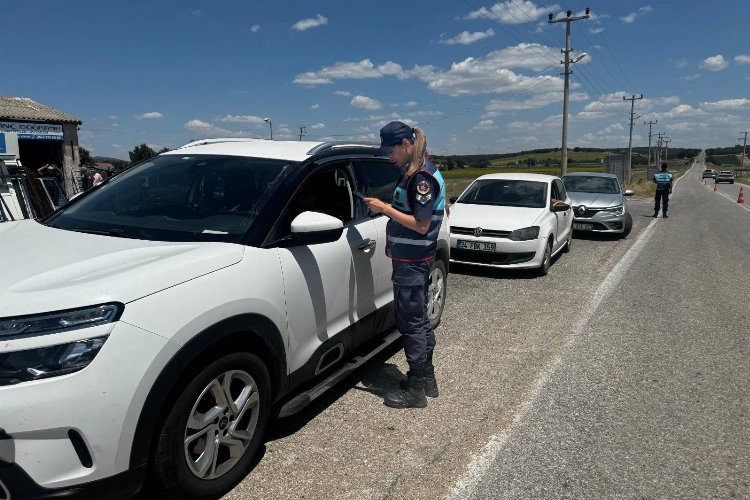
[623,190,635,196]
[552,202,570,212]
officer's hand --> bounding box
[363,197,388,214]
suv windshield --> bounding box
[44,154,291,242]
[562,175,620,194]
[458,179,547,208]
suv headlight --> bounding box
[603,205,625,216]
[508,226,540,241]
[0,337,107,385]
[0,303,122,340]
[0,304,122,385]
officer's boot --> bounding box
[652,211,658,218]
[399,365,439,397]
[663,211,668,218]
[385,371,427,409]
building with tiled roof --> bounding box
[0,97,83,197]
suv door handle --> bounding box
[357,238,377,251]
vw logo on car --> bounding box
[473,227,483,237]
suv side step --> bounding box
[278,330,401,418]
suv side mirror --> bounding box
[290,211,344,245]
[552,202,570,212]
[623,189,635,196]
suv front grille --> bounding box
[451,226,511,238]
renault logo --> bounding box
[576,205,587,216]
[473,227,483,237]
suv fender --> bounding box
[128,314,286,469]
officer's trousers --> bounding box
[654,189,669,214]
[392,259,436,371]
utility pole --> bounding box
[654,132,665,167]
[644,119,657,175]
[739,131,748,169]
[664,138,671,163]
[623,94,643,183]
[548,7,590,176]
[298,125,307,141]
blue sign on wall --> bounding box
[0,133,6,154]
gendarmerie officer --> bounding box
[364,121,446,409]
[653,162,673,218]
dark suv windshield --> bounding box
[458,179,547,208]
[45,154,291,242]
[562,175,620,194]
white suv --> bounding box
[0,139,449,499]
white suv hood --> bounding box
[0,221,244,317]
[449,203,544,231]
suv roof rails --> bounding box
[306,141,380,156]
[179,137,264,149]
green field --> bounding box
[487,150,612,167]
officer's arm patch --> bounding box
[415,179,432,205]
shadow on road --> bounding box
[449,262,543,280]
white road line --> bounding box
[446,212,664,500]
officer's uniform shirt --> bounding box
[653,170,673,191]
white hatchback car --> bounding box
[448,173,573,275]
[0,139,450,499]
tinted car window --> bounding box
[353,160,402,202]
[458,179,547,208]
[44,154,291,243]
[562,175,620,194]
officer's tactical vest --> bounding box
[386,161,446,262]
[654,171,673,191]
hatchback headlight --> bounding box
[0,303,122,340]
[0,337,108,385]
[603,205,625,216]
[508,226,540,241]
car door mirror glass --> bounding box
[623,189,635,196]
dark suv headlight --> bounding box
[0,304,123,385]
[0,303,122,340]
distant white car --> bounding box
[448,173,573,275]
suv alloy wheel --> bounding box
[148,352,271,499]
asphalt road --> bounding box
[452,165,750,499]
[222,171,723,499]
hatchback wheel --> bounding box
[148,352,271,499]
[427,259,447,329]
[537,240,552,276]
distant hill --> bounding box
[92,156,126,163]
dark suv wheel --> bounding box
[147,352,271,499]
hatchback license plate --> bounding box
[457,240,496,252]
[573,223,593,230]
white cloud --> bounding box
[621,6,653,23]
[685,73,701,81]
[334,90,351,96]
[218,114,266,124]
[472,119,497,130]
[674,59,687,69]
[700,98,750,112]
[184,119,249,138]
[734,55,750,65]
[351,95,382,110]
[251,24,260,32]
[187,8,202,16]
[310,104,320,109]
[310,123,325,129]
[292,14,328,31]
[405,101,418,107]
[293,59,407,85]
[577,92,679,120]
[507,114,562,132]
[465,1,560,24]
[700,54,729,71]
[136,112,164,119]
[440,29,495,45]
[112,123,120,127]
[589,27,605,34]
[485,91,587,112]
[109,115,118,120]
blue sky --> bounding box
[3,0,749,158]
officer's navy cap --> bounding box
[379,121,414,156]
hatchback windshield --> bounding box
[44,154,291,242]
[458,179,547,208]
[562,175,620,194]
